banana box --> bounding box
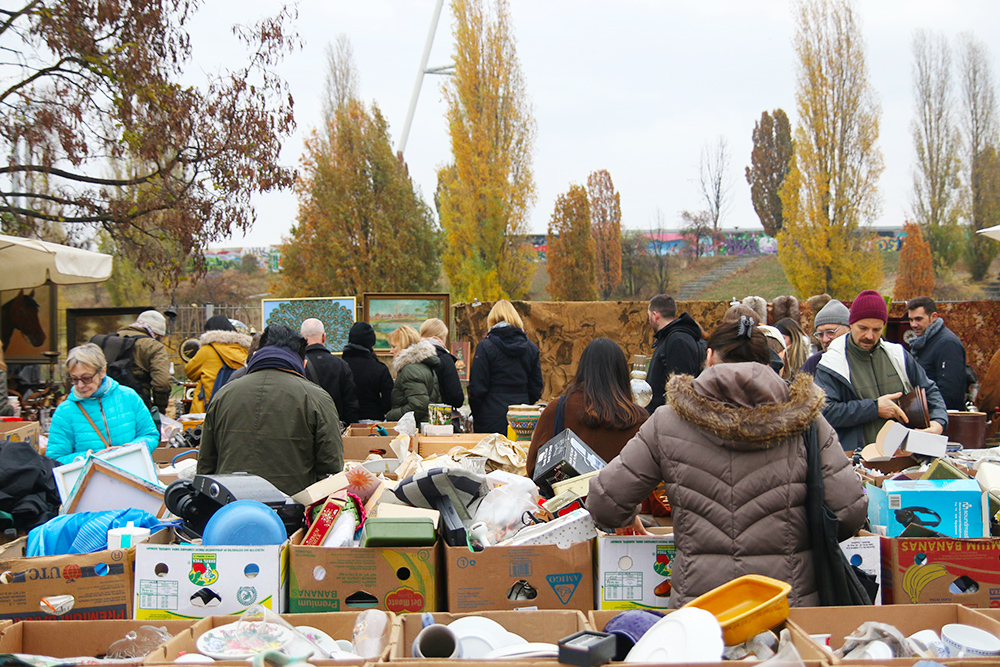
[288,542,442,613]
[881,535,1000,606]
[594,530,675,610]
[867,479,988,538]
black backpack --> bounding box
[90,333,151,406]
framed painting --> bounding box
[451,340,470,382]
[1,284,58,362]
[66,306,152,352]
[363,293,451,350]
[261,297,356,352]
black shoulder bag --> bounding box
[803,420,877,605]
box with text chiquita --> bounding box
[133,541,287,619]
[595,532,675,611]
[445,541,594,612]
[288,543,441,613]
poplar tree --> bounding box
[547,185,596,301]
[587,170,622,299]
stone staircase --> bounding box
[983,279,1000,300]
[676,256,759,301]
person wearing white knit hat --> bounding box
[114,309,172,413]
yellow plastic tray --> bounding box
[682,574,792,646]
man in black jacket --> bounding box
[645,294,705,414]
[301,318,359,426]
[907,296,967,411]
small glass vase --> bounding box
[630,354,652,408]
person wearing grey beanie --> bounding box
[800,299,850,376]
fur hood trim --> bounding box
[666,371,825,449]
[200,330,252,349]
[392,339,439,373]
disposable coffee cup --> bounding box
[107,521,151,549]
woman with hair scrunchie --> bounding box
[587,317,866,607]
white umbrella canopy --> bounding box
[0,233,112,290]
[976,224,1000,242]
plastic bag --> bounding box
[159,414,183,442]
[472,483,538,544]
[352,609,390,660]
[106,625,173,658]
[394,412,417,437]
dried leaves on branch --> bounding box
[0,0,298,285]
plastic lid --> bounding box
[201,500,286,546]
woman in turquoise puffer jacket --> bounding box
[46,343,159,465]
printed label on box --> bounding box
[596,534,675,610]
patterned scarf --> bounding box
[908,316,944,352]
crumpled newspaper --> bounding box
[467,433,527,474]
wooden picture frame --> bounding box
[66,306,153,352]
[63,457,168,518]
[1,283,58,363]
[261,297,357,352]
[53,443,159,502]
[362,293,451,351]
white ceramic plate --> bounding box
[624,607,723,663]
[447,617,524,659]
[196,622,293,660]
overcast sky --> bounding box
[186,0,1000,248]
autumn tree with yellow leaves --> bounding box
[437,0,537,302]
[894,221,935,301]
[777,0,884,299]
[588,170,623,299]
[547,185,596,301]
[279,41,439,297]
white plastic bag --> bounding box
[472,482,538,545]
[394,412,417,437]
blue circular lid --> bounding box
[201,500,286,546]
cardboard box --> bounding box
[415,433,487,457]
[146,611,394,665]
[594,533,675,610]
[347,422,397,435]
[342,435,396,460]
[0,619,193,664]
[133,540,289,619]
[151,447,198,464]
[587,610,830,663]
[0,537,135,622]
[445,541,594,612]
[0,420,41,451]
[392,610,587,659]
[867,479,988,538]
[786,603,1000,663]
[839,533,882,604]
[288,542,441,613]
[880,535,1000,606]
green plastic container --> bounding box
[360,517,437,547]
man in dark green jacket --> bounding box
[198,324,343,497]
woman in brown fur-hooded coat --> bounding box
[588,316,866,608]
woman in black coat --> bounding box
[419,317,465,409]
[341,322,393,421]
[468,300,543,434]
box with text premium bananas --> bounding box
[288,541,442,613]
[0,538,135,622]
[880,536,1000,606]
[445,541,594,612]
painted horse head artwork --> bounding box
[2,290,47,352]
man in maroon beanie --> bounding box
[813,289,948,452]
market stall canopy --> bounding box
[976,224,1000,242]
[0,233,112,290]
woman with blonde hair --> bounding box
[385,325,441,425]
[468,300,543,434]
[419,317,465,409]
[775,317,810,378]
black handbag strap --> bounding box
[553,394,568,436]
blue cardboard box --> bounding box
[867,478,988,538]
